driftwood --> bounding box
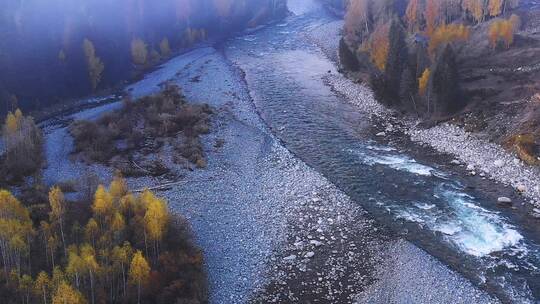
[133,178,216,192]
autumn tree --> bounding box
[129,251,150,304]
[425,0,442,36]
[52,281,86,304]
[83,39,104,91]
[405,0,420,32]
[80,244,99,304]
[66,246,85,289]
[160,38,171,57]
[131,38,148,66]
[49,187,67,258]
[488,0,502,16]
[34,271,51,304]
[2,109,44,180]
[488,15,520,48]
[92,185,113,226]
[0,190,34,274]
[143,193,168,259]
[344,0,372,43]
[369,22,390,71]
[419,68,431,96]
[462,0,485,23]
[428,23,470,57]
[111,242,132,298]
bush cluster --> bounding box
[69,85,211,171]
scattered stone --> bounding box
[309,240,323,247]
[305,251,315,258]
[283,255,297,261]
[450,160,461,165]
[376,132,386,137]
[494,159,504,168]
[517,185,527,193]
[497,197,512,205]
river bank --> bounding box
[312,7,540,217]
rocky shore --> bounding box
[325,73,540,216]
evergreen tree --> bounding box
[384,18,408,106]
[431,45,463,115]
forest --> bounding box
[0,0,287,115]
[339,0,521,116]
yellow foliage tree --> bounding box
[131,38,148,65]
[144,195,168,257]
[0,190,34,272]
[129,251,150,304]
[83,39,104,91]
[33,271,50,304]
[419,68,431,96]
[92,185,113,223]
[488,0,502,16]
[80,244,98,304]
[428,23,470,56]
[52,281,86,304]
[159,38,171,57]
[84,218,99,248]
[49,187,67,257]
[109,175,128,203]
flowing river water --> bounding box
[223,0,540,302]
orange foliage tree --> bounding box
[405,0,420,32]
[488,0,502,16]
[369,22,391,71]
[425,0,442,37]
[488,15,520,48]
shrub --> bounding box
[69,85,211,173]
[1,109,44,181]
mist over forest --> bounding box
[0,0,287,113]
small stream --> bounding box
[224,0,540,302]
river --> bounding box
[224,0,540,302]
